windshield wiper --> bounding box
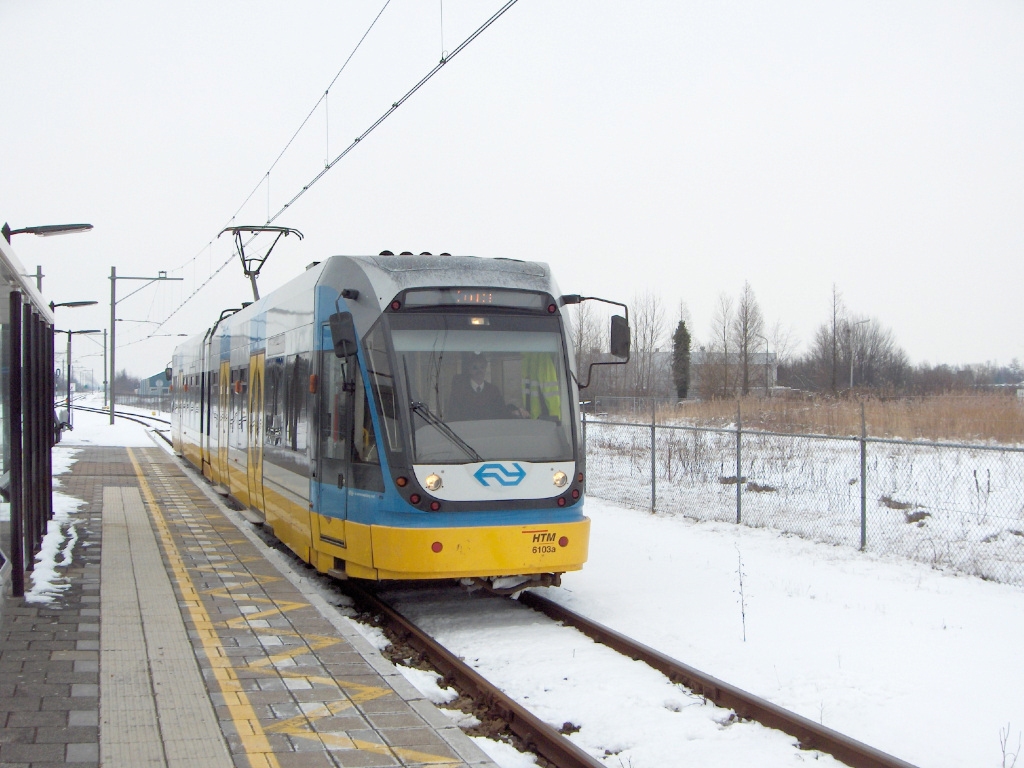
[410,401,484,463]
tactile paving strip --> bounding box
[119,447,493,768]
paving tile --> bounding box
[0,446,496,768]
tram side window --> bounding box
[350,372,383,492]
[210,369,219,435]
[232,368,247,451]
[286,353,309,453]
[363,323,403,459]
[320,353,350,463]
[265,356,284,447]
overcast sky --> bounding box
[3,0,1022,378]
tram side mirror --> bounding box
[329,312,358,358]
[610,315,630,359]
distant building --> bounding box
[139,369,171,396]
[691,347,778,399]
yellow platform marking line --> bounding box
[128,448,281,768]
[130,450,458,766]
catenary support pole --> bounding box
[109,266,116,424]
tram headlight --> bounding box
[424,473,443,491]
[552,471,568,488]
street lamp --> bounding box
[109,267,182,424]
[55,329,102,430]
[3,222,94,290]
[3,223,93,241]
[48,300,99,430]
[50,300,98,312]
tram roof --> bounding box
[320,253,557,312]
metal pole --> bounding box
[66,331,73,428]
[103,328,108,408]
[736,401,742,524]
[9,291,24,596]
[25,306,40,562]
[44,324,54,526]
[109,266,116,424]
[860,402,867,551]
[34,265,42,292]
[650,399,656,513]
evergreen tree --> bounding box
[671,320,691,399]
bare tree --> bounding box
[702,292,735,398]
[629,290,666,396]
[731,281,765,396]
[569,301,604,373]
[845,315,909,390]
[768,319,798,367]
[828,284,845,394]
[790,309,909,395]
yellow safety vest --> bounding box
[522,353,561,420]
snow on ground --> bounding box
[542,499,1024,768]
[43,397,1024,767]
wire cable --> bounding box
[166,0,394,276]
[153,0,520,333]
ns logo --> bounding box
[473,462,526,487]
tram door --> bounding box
[216,360,230,486]
[246,352,266,512]
[317,325,351,520]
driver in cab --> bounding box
[446,353,526,421]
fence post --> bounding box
[736,401,742,524]
[650,399,657,513]
[860,402,867,551]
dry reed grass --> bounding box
[660,393,1024,444]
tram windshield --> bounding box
[377,312,575,464]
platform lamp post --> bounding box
[49,300,100,419]
[3,222,93,290]
[55,328,102,429]
[109,268,183,424]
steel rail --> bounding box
[71,403,170,426]
[69,404,172,445]
[517,591,919,768]
[342,584,605,768]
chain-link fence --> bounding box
[114,393,171,413]
[583,414,1024,586]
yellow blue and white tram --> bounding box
[171,253,628,588]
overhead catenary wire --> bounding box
[152,0,520,333]
[269,0,520,223]
[166,0,394,277]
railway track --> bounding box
[344,582,605,768]
[69,403,172,444]
[342,583,918,768]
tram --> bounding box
[171,252,629,588]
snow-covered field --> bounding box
[586,420,1024,585]
[39,399,1024,767]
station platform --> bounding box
[0,444,497,768]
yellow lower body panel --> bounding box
[320,518,590,581]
